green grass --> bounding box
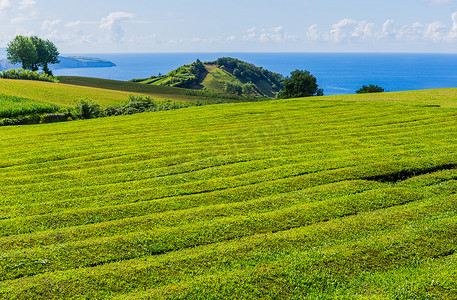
[57,76,188,94]
[322,88,457,107]
[0,90,456,299]
[0,94,60,119]
[201,64,241,91]
[0,77,218,109]
[0,78,136,107]
[58,76,240,103]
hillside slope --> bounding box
[0,78,228,108]
[0,79,137,107]
[132,57,284,98]
[0,91,456,298]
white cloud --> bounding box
[66,20,81,28]
[244,27,257,41]
[329,19,377,42]
[307,24,320,40]
[382,20,395,38]
[100,12,134,42]
[19,0,36,10]
[424,22,447,41]
[0,0,11,12]
[11,16,28,24]
[226,35,237,42]
[243,26,297,43]
[308,19,380,43]
[308,12,457,44]
[42,19,61,32]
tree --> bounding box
[6,36,37,70]
[30,36,60,75]
[280,70,322,99]
[6,36,59,75]
[356,84,384,94]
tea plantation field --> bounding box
[0,79,137,107]
[0,91,456,299]
[0,94,60,119]
[0,78,254,109]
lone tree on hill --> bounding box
[6,36,37,70]
[30,36,60,75]
[6,35,60,75]
[356,84,384,94]
[280,69,323,99]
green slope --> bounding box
[58,76,191,94]
[0,77,234,109]
[0,90,456,299]
[0,79,139,107]
[58,76,258,103]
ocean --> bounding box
[51,53,457,96]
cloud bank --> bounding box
[307,12,457,44]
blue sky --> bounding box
[2,0,457,53]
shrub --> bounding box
[75,99,105,119]
[0,68,58,82]
[105,95,191,116]
[41,112,71,123]
[0,114,41,126]
[356,84,385,94]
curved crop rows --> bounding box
[0,97,456,299]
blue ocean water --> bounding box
[52,53,457,96]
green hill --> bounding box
[132,57,284,98]
[0,89,456,298]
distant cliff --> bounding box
[53,56,116,69]
[0,56,116,71]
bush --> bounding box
[0,68,58,82]
[105,95,192,117]
[0,114,41,126]
[75,99,105,119]
[356,84,385,94]
[41,112,71,123]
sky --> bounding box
[2,0,457,53]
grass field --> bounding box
[57,76,205,102]
[324,87,457,107]
[0,94,60,119]
[0,90,456,299]
[58,76,243,103]
[0,77,248,108]
[0,79,137,107]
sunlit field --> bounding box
[0,91,456,299]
